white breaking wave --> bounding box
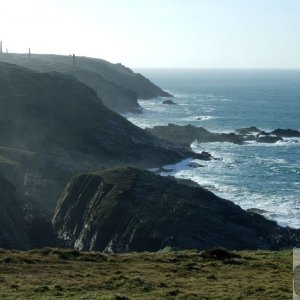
[123,81,300,229]
[158,157,300,228]
[182,115,219,122]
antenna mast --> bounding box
[72,54,76,71]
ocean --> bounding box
[125,69,300,228]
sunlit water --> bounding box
[125,69,300,228]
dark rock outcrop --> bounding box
[247,208,268,215]
[147,124,300,147]
[271,128,300,137]
[256,134,283,143]
[0,174,28,249]
[0,54,171,113]
[53,167,300,252]
[237,127,300,141]
[162,100,177,105]
[146,124,244,147]
[235,126,261,135]
[23,201,59,248]
[0,173,58,250]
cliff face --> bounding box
[73,68,139,113]
[0,172,58,250]
[0,62,195,212]
[72,57,171,99]
[53,167,300,252]
[0,62,187,161]
[0,175,28,249]
[0,54,170,113]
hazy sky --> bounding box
[0,0,299,68]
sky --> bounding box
[0,0,300,68]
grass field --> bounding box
[0,248,292,299]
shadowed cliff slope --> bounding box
[0,62,190,162]
[53,167,300,252]
[0,53,171,113]
[0,174,28,249]
[0,62,196,212]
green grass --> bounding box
[0,248,292,299]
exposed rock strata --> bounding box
[53,167,300,252]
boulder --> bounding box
[148,124,300,147]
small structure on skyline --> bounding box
[0,41,2,54]
[72,54,76,70]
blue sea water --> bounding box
[126,69,300,228]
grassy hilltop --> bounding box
[0,248,292,300]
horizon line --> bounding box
[133,67,300,70]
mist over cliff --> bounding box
[0,53,171,113]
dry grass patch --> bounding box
[0,248,293,299]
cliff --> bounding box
[53,167,300,252]
[0,62,198,212]
[0,53,171,113]
[0,174,28,249]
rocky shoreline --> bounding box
[52,167,300,252]
[0,60,299,253]
[146,123,300,148]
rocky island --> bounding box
[146,123,300,148]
